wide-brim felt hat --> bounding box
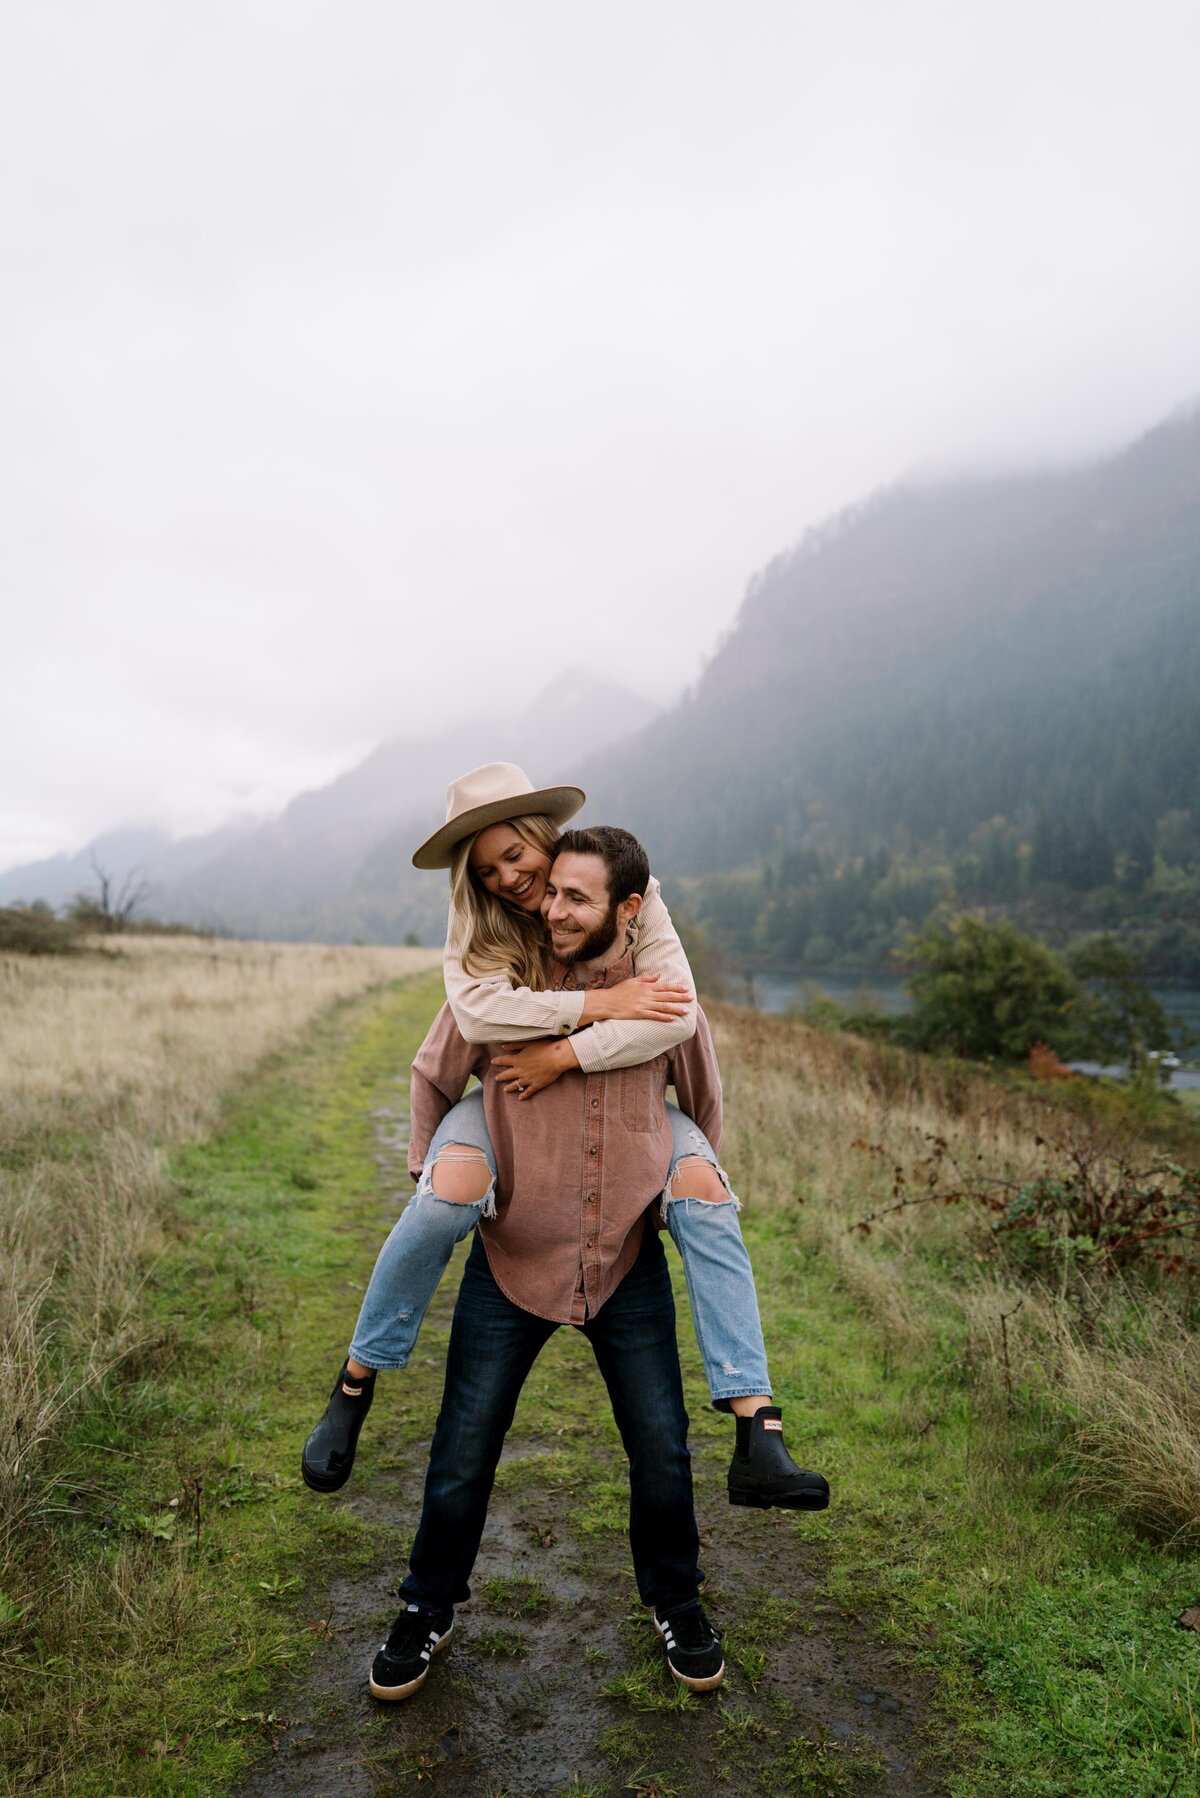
[411,762,586,869]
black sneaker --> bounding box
[369,1603,454,1701]
[653,1601,725,1691]
[727,1406,829,1511]
[301,1362,375,1493]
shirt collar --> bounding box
[546,946,635,991]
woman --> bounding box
[302,763,828,1512]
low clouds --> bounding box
[2,2,1198,869]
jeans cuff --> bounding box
[708,1384,772,1412]
[347,1349,409,1371]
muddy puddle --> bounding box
[239,1097,951,1797]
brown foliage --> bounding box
[1027,1040,1073,1080]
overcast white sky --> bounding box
[2,0,1198,872]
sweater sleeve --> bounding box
[443,918,587,1044]
[569,877,698,1075]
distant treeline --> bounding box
[0,900,215,955]
[675,804,1200,981]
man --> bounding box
[368,826,729,1703]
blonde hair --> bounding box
[448,813,562,992]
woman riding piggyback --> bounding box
[302,763,829,1516]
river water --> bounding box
[737,969,1200,1088]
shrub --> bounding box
[853,1130,1200,1281]
[0,905,80,955]
[898,915,1082,1060]
[1026,1041,1073,1080]
[899,914,1190,1067]
[1068,932,1192,1064]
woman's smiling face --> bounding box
[468,823,553,914]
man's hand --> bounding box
[491,1037,578,1099]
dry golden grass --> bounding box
[962,1275,1200,1547]
[706,1004,1049,1375]
[0,934,437,1140]
[709,1003,1057,1301]
[1060,1322,1200,1546]
[0,936,438,1542]
[709,1002,1056,1205]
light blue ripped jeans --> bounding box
[349,1089,771,1409]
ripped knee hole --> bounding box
[669,1157,729,1203]
[430,1147,494,1205]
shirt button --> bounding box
[591,1098,599,1108]
[588,1146,597,1156]
[587,1193,595,1203]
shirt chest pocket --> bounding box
[619,1069,655,1133]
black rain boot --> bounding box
[302,1362,376,1493]
[727,1406,830,1510]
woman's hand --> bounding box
[491,1037,578,1099]
[582,974,693,1025]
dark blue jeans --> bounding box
[399,1226,702,1615]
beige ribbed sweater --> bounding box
[441,876,697,1074]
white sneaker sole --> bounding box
[368,1622,453,1701]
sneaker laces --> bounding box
[660,1604,720,1650]
[382,1604,445,1656]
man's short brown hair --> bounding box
[553,826,650,904]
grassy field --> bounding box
[0,933,438,1487]
[1,939,1198,1794]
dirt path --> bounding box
[239,1094,950,1798]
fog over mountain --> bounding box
[0,673,655,944]
[584,406,1200,866]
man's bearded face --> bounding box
[542,851,622,966]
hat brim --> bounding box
[411,784,586,870]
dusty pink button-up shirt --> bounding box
[408,948,723,1325]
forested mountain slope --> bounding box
[587,408,1200,871]
[582,408,1200,971]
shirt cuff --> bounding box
[555,991,586,1033]
[569,1030,611,1075]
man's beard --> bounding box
[552,900,621,967]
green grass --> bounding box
[719,1591,804,1691]
[473,1626,531,1657]
[477,1573,556,1619]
